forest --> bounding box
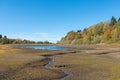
[0,35,52,44]
[58,16,120,44]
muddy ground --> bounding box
[0,45,120,80]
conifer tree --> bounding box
[0,34,2,39]
[118,17,120,22]
[110,16,117,26]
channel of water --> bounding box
[23,45,71,80]
[44,56,71,80]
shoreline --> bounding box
[0,45,76,80]
[0,44,120,80]
[6,43,120,49]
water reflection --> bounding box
[24,45,68,50]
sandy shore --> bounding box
[0,44,120,80]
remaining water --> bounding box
[23,45,69,50]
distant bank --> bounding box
[58,16,120,45]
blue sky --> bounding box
[0,0,120,42]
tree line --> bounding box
[0,35,52,44]
[58,16,120,44]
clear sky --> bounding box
[0,0,120,43]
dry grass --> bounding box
[1,45,120,80]
[0,45,12,54]
[53,48,120,80]
[0,45,67,80]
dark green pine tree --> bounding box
[110,16,117,26]
[4,35,7,39]
[77,30,82,32]
[118,17,120,22]
[0,34,2,39]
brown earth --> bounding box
[0,44,120,80]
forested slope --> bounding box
[58,16,120,44]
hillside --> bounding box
[58,16,120,45]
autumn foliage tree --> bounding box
[59,16,120,44]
